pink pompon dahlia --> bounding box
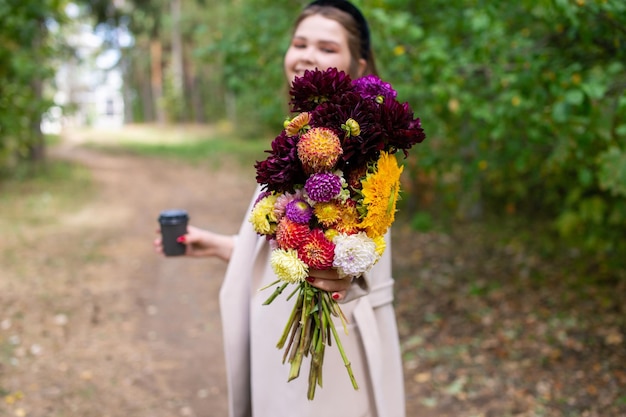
[297,229,335,270]
[297,127,343,174]
[285,199,313,224]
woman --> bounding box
[156,2,405,416]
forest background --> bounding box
[2,0,626,268]
[1,0,626,415]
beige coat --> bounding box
[219,188,406,417]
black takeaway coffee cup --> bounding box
[158,209,189,256]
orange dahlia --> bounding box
[276,217,310,249]
[285,112,311,137]
[297,127,342,174]
[297,229,335,270]
[335,199,361,234]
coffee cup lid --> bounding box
[158,209,189,224]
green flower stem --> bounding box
[261,281,358,399]
[288,285,311,381]
[277,289,303,349]
[322,292,359,391]
[261,280,288,305]
[287,324,303,379]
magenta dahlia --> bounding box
[353,74,397,102]
[304,172,342,203]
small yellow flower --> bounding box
[511,96,521,107]
[393,45,406,56]
[478,160,488,171]
[314,201,342,227]
[324,228,339,242]
[448,98,460,113]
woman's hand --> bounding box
[154,225,234,261]
[306,269,352,301]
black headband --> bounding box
[306,0,371,60]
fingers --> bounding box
[307,269,352,300]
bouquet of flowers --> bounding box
[249,67,425,399]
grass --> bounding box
[0,160,93,228]
[73,123,271,168]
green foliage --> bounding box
[0,0,65,175]
[3,0,626,267]
[363,0,626,263]
[195,0,293,133]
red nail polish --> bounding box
[305,277,315,283]
[176,235,186,243]
[332,293,340,300]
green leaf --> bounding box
[597,147,626,197]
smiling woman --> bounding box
[153,2,407,417]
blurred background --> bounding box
[1,0,625,416]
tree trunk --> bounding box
[171,0,184,120]
[28,19,46,163]
[184,44,205,123]
[150,38,166,123]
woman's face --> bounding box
[284,14,359,84]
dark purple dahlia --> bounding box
[311,93,384,169]
[378,99,426,156]
[289,68,354,113]
[255,131,307,193]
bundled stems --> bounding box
[263,281,358,400]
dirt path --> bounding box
[3,130,624,417]
[42,134,255,416]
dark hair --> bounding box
[306,0,370,60]
[295,1,378,77]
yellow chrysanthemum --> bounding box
[372,234,386,257]
[285,112,311,136]
[335,201,360,234]
[313,201,342,227]
[249,194,279,235]
[270,248,309,284]
[359,152,403,238]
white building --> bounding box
[43,10,125,134]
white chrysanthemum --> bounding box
[332,232,380,278]
[270,248,309,284]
